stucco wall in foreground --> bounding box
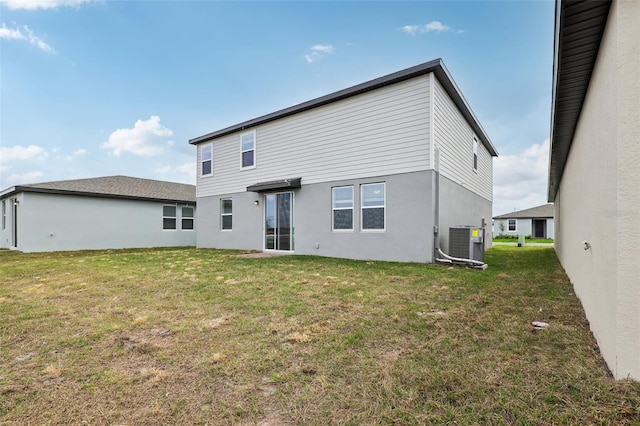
[554,0,640,380]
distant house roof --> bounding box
[493,204,554,220]
[548,0,612,201]
[190,58,498,157]
[0,176,196,204]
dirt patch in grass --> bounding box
[1,246,639,424]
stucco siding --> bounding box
[433,77,493,202]
[7,192,195,252]
[437,175,493,254]
[197,171,436,263]
[554,0,640,380]
[197,76,431,197]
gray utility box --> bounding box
[449,226,485,262]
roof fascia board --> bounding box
[190,59,497,156]
[3,186,195,205]
[548,0,612,202]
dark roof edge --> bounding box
[1,186,196,205]
[190,58,498,157]
[548,0,612,201]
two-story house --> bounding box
[190,59,497,263]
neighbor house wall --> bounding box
[196,75,431,197]
[10,192,196,252]
[554,0,640,380]
[197,171,435,263]
[493,218,553,238]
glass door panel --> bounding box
[264,192,293,251]
[265,194,276,250]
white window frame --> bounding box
[508,219,517,232]
[201,143,213,177]
[240,131,256,170]
[361,182,386,232]
[163,205,177,230]
[181,206,194,231]
[221,198,232,231]
[472,137,479,172]
[332,186,354,231]
[1,200,5,230]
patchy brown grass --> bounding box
[1,246,639,424]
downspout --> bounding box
[433,147,440,262]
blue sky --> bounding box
[0,0,554,215]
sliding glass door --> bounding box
[265,192,293,251]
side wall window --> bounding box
[201,144,213,176]
[332,186,354,231]
[473,137,478,172]
[182,206,194,230]
[1,200,5,230]
[163,205,177,230]
[361,183,385,231]
[508,219,517,232]
[240,132,255,168]
[221,198,232,230]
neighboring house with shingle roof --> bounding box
[493,204,554,239]
[0,176,196,252]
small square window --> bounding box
[182,206,194,230]
[163,205,177,230]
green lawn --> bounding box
[493,237,554,244]
[1,246,638,424]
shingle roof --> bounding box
[0,175,196,204]
[493,204,554,219]
[190,58,498,157]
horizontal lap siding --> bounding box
[433,78,492,201]
[197,76,431,196]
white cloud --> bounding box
[101,116,174,157]
[156,161,196,184]
[0,23,55,53]
[5,171,43,185]
[401,21,462,36]
[0,0,93,9]
[493,139,550,216]
[61,148,87,161]
[304,44,334,63]
[0,144,47,163]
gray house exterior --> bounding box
[549,0,639,380]
[493,204,554,239]
[190,59,498,263]
[0,176,196,253]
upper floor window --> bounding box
[508,219,516,232]
[201,144,213,176]
[361,183,385,231]
[332,186,354,231]
[221,198,232,230]
[163,205,177,230]
[241,132,255,169]
[182,206,194,230]
[473,137,478,172]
